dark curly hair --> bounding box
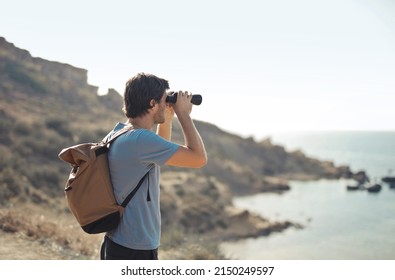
[122,73,169,118]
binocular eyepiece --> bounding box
[166,91,202,106]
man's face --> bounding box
[153,92,168,124]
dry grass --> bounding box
[0,203,103,259]
[0,202,225,260]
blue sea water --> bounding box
[220,131,395,259]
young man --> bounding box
[101,73,207,260]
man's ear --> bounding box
[150,99,156,108]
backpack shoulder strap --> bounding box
[94,126,133,158]
[106,126,150,208]
[120,170,151,208]
[103,125,133,145]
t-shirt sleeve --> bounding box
[136,130,179,165]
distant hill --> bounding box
[0,37,363,258]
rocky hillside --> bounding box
[168,121,355,196]
[0,37,363,258]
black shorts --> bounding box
[100,236,158,260]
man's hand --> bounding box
[172,91,193,117]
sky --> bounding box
[1,0,395,139]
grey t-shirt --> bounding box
[106,122,179,250]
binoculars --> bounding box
[166,91,202,106]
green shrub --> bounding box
[45,117,73,138]
[0,168,26,205]
[4,61,48,94]
[0,118,13,145]
[14,122,33,136]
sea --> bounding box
[220,131,395,259]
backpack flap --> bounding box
[58,143,103,181]
[58,143,93,166]
[58,125,131,165]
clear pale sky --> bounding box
[1,0,394,138]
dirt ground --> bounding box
[0,231,66,260]
[0,205,103,260]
